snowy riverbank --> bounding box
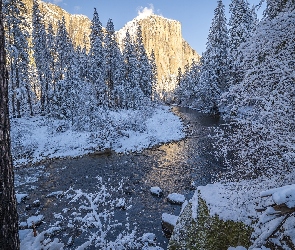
[169,169,295,250]
[11,105,184,167]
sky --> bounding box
[45,0,265,54]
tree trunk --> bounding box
[0,1,20,249]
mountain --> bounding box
[23,0,200,82]
[117,14,200,82]
[23,0,91,48]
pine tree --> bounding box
[197,0,228,113]
[264,0,295,18]
[216,2,295,181]
[32,0,52,114]
[175,60,201,107]
[104,18,124,108]
[135,25,152,98]
[51,17,75,118]
[149,49,158,102]
[89,8,106,107]
[4,0,33,117]
[228,0,257,85]
[122,30,145,109]
[0,0,20,247]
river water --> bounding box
[15,106,223,249]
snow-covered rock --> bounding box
[141,233,156,244]
[167,193,186,204]
[32,200,41,207]
[150,187,163,197]
[162,213,178,233]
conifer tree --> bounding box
[264,0,295,18]
[104,18,124,108]
[149,49,158,102]
[4,0,33,117]
[89,8,106,107]
[197,0,228,113]
[216,1,295,182]
[228,0,257,85]
[32,0,52,114]
[135,25,152,98]
[122,30,144,109]
[51,17,75,118]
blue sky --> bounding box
[45,0,265,54]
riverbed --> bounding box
[15,106,223,249]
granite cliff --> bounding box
[117,14,200,82]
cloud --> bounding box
[137,4,154,19]
[74,6,81,12]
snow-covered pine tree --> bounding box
[32,0,53,114]
[216,1,295,181]
[228,0,257,86]
[51,16,75,118]
[264,0,295,19]
[122,30,144,109]
[4,0,33,117]
[135,25,152,99]
[89,8,106,107]
[104,18,124,108]
[149,49,159,102]
[197,0,228,114]
[175,60,201,107]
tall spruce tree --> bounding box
[264,0,295,18]
[89,8,106,107]
[135,25,152,99]
[51,17,75,118]
[149,49,158,102]
[228,0,256,85]
[197,0,228,113]
[4,0,33,117]
[104,18,124,108]
[122,30,144,109]
[0,0,20,247]
[32,0,52,114]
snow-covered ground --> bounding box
[11,105,184,167]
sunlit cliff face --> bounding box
[117,13,200,83]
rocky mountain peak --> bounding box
[117,13,200,82]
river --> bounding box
[15,106,223,249]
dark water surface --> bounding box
[15,106,223,249]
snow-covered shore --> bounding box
[169,169,295,250]
[11,105,184,167]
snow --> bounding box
[27,215,44,227]
[150,186,163,196]
[261,184,295,208]
[11,105,184,167]
[167,193,186,204]
[46,191,64,198]
[16,193,29,203]
[162,213,178,227]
